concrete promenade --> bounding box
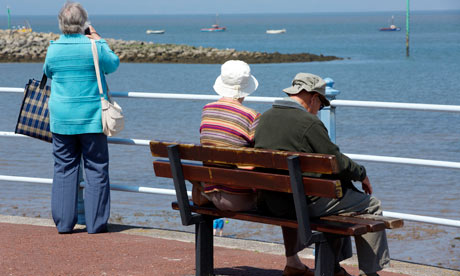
[0,215,458,276]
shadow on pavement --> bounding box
[214,266,282,276]
[107,223,149,233]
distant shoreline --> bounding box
[0,29,343,64]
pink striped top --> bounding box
[200,98,260,194]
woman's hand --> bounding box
[85,25,101,40]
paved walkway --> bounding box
[0,215,458,276]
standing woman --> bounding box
[44,2,119,234]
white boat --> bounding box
[266,29,286,34]
[146,29,165,34]
[379,16,401,31]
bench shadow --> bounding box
[213,266,281,276]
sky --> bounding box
[2,0,459,15]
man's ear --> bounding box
[307,93,316,105]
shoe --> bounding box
[335,267,353,276]
[282,265,314,276]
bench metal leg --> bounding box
[314,239,335,276]
[167,144,200,226]
[287,155,312,246]
[195,216,214,276]
[167,144,214,275]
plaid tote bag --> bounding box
[14,74,52,143]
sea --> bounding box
[0,11,459,269]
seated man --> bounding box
[254,73,389,276]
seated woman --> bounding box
[196,60,260,211]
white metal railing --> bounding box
[382,211,459,228]
[2,88,460,113]
[332,99,460,113]
[1,87,460,228]
[0,175,189,197]
[344,153,460,170]
[0,87,23,93]
[2,174,459,227]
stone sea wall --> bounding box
[0,29,342,64]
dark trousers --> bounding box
[259,189,389,274]
[51,133,110,234]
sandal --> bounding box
[282,265,314,276]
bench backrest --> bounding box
[150,141,340,173]
[150,140,343,198]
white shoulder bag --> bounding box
[91,39,124,136]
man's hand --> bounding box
[361,176,373,195]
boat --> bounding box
[379,16,401,31]
[266,29,286,34]
[15,20,32,33]
[201,24,226,32]
[146,29,165,34]
[201,14,226,32]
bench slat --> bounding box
[150,140,339,174]
[339,213,404,229]
[320,215,386,232]
[171,202,368,236]
[154,161,342,198]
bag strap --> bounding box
[90,39,104,97]
[39,73,47,90]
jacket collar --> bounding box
[273,97,308,112]
[51,34,91,44]
[218,97,243,105]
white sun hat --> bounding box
[213,60,259,98]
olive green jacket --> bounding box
[254,97,366,189]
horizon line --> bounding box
[3,9,459,17]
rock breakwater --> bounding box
[0,30,342,64]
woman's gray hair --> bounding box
[58,2,88,34]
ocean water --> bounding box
[0,12,459,269]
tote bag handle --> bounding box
[90,39,104,97]
[39,73,47,90]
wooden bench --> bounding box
[150,140,403,276]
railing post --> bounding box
[77,159,86,225]
[320,77,340,143]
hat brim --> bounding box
[282,85,302,95]
[213,75,259,98]
[318,94,330,106]
[283,86,330,106]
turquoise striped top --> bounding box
[43,34,119,135]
